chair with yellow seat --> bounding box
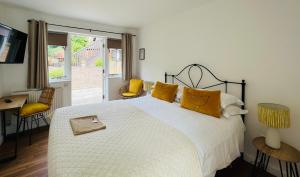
[18,87,55,145]
[119,79,144,99]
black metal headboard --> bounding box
[164,63,246,122]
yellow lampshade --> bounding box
[258,103,290,128]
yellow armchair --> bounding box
[120,79,144,99]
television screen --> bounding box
[0,23,27,64]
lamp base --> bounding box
[265,128,281,149]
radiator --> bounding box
[12,87,64,118]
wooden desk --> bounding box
[0,94,28,162]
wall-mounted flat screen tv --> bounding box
[0,23,27,64]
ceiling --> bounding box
[0,0,205,28]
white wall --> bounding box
[107,77,128,100]
[137,0,300,175]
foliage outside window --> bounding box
[71,35,90,66]
[95,58,104,68]
[71,35,90,53]
[48,45,66,81]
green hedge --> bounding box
[95,58,103,67]
[49,68,64,79]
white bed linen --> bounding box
[127,96,245,177]
[48,100,202,177]
[48,95,245,177]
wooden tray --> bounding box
[70,115,106,135]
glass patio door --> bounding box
[70,34,105,105]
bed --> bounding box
[48,64,246,177]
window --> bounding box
[107,38,122,76]
[48,45,67,81]
[108,48,122,76]
[48,32,69,82]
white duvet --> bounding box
[127,96,245,177]
[48,96,245,177]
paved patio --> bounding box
[71,66,103,105]
[72,66,103,90]
[72,88,103,105]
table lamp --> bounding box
[258,103,290,149]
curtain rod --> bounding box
[27,20,136,36]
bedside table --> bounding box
[252,137,300,177]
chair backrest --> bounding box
[38,87,55,106]
[129,79,143,94]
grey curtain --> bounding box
[121,33,133,80]
[27,19,49,89]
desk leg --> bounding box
[14,109,20,158]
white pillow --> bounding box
[221,93,244,109]
[223,105,248,118]
[175,85,184,102]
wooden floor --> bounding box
[0,128,274,177]
[0,128,48,177]
[216,159,275,177]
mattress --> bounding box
[48,95,245,177]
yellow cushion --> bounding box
[20,103,49,117]
[122,92,138,97]
[129,79,143,94]
[181,87,221,118]
[151,81,178,103]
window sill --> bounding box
[108,74,122,79]
[49,79,71,84]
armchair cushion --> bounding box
[20,103,49,117]
[122,92,138,97]
[128,79,143,94]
